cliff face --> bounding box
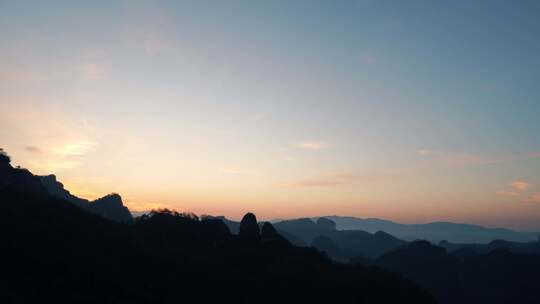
[90,193,132,223]
[38,175,89,208]
[0,156,45,194]
[38,175,132,223]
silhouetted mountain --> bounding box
[311,235,343,260]
[330,230,406,259]
[38,174,89,207]
[439,237,540,255]
[273,217,406,259]
[261,221,279,238]
[274,217,337,243]
[260,222,291,248]
[0,149,436,303]
[0,150,46,193]
[202,215,240,233]
[239,212,261,241]
[38,174,133,222]
[324,215,537,243]
[91,193,132,222]
[375,241,461,303]
[202,215,307,246]
[316,217,337,230]
[0,148,10,164]
[349,240,540,304]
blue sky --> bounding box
[1,0,540,229]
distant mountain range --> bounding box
[195,214,538,249]
[320,215,538,243]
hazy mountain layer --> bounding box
[322,215,537,243]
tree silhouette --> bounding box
[0,148,10,164]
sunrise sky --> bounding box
[1,1,540,230]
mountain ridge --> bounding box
[319,215,537,243]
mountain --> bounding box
[366,240,540,304]
[274,218,334,243]
[202,215,308,246]
[202,215,240,234]
[439,237,540,255]
[323,215,537,243]
[0,151,46,193]
[91,193,132,222]
[38,174,132,222]
[0,149,436,303]
[273,217,406,259]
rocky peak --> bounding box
[38,174,89,208]
[316,217,337,231]
[0,148,11,165]
[90,193,132,223]
[239,212,260,241]
[261,222,279,239]
[93,193,123,207]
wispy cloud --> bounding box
[75,63,106,80]
[282,172,392,188]
[29,140,98,172]
[510,180,530,192]
[497,180,533,200]
[52,141,98,157]
[24,146,42,153]
[294,141,331,150]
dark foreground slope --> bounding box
[352,240,540,304]
[0,152,435,304]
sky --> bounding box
[1,0,540,230]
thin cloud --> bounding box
[52,141,98,157]
[24,146,42,153]
[282,172,391,188]
[497,180,532,199]
[295,141,331,150]
[510,180,530,192]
